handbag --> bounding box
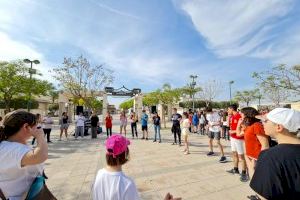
[25,175,56,200]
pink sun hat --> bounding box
[105,134,130,158]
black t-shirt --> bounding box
[62,116,68,124]
[90,116,99,127]
[172,113,182,126]
[250,144,300,200]
[153,116,160,125]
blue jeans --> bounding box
[154,125,161,141]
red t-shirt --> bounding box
[229,113,244,139]
[244,122,267,159]
[105,116,112,128]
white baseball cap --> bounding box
[266,108,300,132]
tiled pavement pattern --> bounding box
[45,124,253,200]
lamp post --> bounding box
[229,80,234,102]
[23,59,40,112]
[190,75,198,111]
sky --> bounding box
[0,0,300,106]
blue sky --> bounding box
[0,0,300,106]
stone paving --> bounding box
[44,123,253,200]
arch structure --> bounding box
[103,86,142,121]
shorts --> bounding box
[60,124,69,130]
[120,123,127,128]
[230,138,245,155]
[142,125,148,131]
[208,132,221,140]
[182,128,189,137]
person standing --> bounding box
[59,112,69,141]
[171,108,182,146]
[181,112,190,155]
[75,112,85,139]
[130,112,138,139]
[0,111,49,200]
[206,108,226,163]
[226,104,248,182]
[91,113,100,139]
[249,108,300,200]
[120,111,127,136]
[42,112,54,143]
[141,110,149,140]
[192,111,199,133]
[105,112,113,138]
[188,110,193,133]
[31,113,42,145]
[199,111,206,135]
[152,112,161,143]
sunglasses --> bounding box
[260,118,269,124]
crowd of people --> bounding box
[0,104,299,200]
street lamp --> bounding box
[23,59,40,112]
[190,75,198,110]
[229,80,234,102]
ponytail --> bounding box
[0,126,6,142]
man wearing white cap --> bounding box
[249,108,300,200]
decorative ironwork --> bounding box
[104,86,141,97]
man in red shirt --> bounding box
[227,104,248,182]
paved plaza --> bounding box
[43,121,253,200]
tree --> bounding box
[143,92,160,106]
[49,90,59,104]
[252,64,300,95]
[198,80,222,107]
[52,55,114,105]
[119,99,134,110]
[261,85,288,106]
[181,85,202,98]
[0,60,53,112]
[234,89,258,106]
[85,97,103,113]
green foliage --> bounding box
[234,89,259,106]
[85,97,103,112]
[252,64,300,95]
[48,103,59,112]
[179,100,236,109]
[119,99,134,110]
[0,98,38,109]
[0,60,53,112]
[181,85,202,98]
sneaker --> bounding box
[153,140,156,142]
[184,151,190,155]
[141,137,145,140]
[247,195,261,200]
[226,168,240,174]
[47,141,53,143]
[219,156,227,163]
[240,173,249,182]
[207,151,214,156]
[172,142,177,145]
[146,138,148,140]
[159,141,161,143]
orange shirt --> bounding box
[244,122,267,159]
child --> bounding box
[92,135,181,200]
[93,135,139,200]
[105,111,113,138]
[182,112,190,155]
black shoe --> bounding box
[240,173,249,182]
[153,140,156,142]
[247,195,261,200]
[207,151,214,156]
[47,141,53,143]
[146,138,148,140]
[159,141,161,143]
[141,137,145,139]
[226,168,240,174]
[172,142,177,145]
[219,156,226,163]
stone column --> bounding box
[102,93,108,122]
[167,104,173,121]
[136,94,143,120]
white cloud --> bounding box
[176,0,294,57]
[0,32,43,61]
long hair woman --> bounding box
[236,107,269,179]
[0,110,48,199]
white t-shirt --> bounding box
[0,141,44,200]
[42,116,53,129]
[75,116,85,127]
[93,168,140,200]
[206,112,221,132]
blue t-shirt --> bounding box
[192,114,199,124]
[141,113,148,126]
